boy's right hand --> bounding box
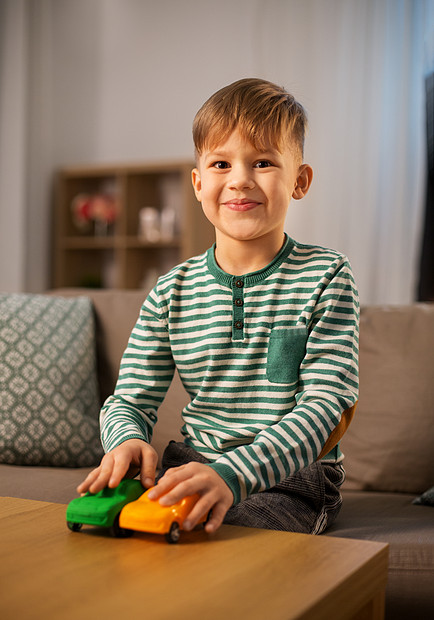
[77,439,158,495]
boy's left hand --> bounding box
[147,463,233,534]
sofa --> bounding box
[1,288,433,620]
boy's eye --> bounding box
[212,161,230,169]
[255,160,273,168]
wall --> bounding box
[0,1,28,291]
[0,0,431,303]
[51,0,260,163]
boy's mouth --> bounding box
[223,199,261,212]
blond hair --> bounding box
[193,78,307,160]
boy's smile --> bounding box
[223,198,261,212]
[192,129,312,272]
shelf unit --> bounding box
[53,161,215,289]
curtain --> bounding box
[256,0,432,304]
[0,0,432,303]
[0,0,28,292]
[0,0,53,293]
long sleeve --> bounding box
[100,288,175,452]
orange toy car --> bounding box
[119,488,208,543]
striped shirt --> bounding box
[101,235,359,504]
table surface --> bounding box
[0,497,388,620]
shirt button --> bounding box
[235,279,244,288]
[234,298,243,307]
[234,320,243,329]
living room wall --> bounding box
[1,0,432,303]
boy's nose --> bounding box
[228,165,255,191]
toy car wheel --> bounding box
[110,513,133,538]
[166,522,180,544]
[67,521,82,532]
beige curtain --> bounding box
[0,0,432,303]
[0,0,28,291]
[260,0,433,304]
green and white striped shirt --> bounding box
[101,235,359,504]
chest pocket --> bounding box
[266,326,308,384]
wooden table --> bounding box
[0,497,388,620]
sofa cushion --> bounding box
[0,293,103,467]
[328,491,434,551]
[0,464,94,503]
[341,304,434,494]
[327,490,434,620]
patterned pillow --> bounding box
[0,293,103,466]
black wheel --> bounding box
[110,513,133,538]
[67,521,82,532]
[165,522,180,544]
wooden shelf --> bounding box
[53,161,215,289]
[59,237,117,250]
[59,236,182,250]
[122,236,182,250]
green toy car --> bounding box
[66,479,145,537]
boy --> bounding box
[78,78,359,536]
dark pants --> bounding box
[159,441,345,534]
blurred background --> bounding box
[0,0,433,304]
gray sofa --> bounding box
[1,289,433,620]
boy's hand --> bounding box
[147,462,233,534]
[77,439,158,495]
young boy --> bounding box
[78,78,359,536]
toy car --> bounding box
[119,488,208,544]
[66,479,144,537]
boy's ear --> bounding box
[192,168,202,201]
[292,164,313,200]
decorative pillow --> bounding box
[413,486,434,506]
[0,293,103,466]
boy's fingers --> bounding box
[77,440,158,494]
[77,466,103,493]
[204,501,228,533]
[154,476,195,505]
[85,453,121,493]
[140,448,158,488]
[184,492,231,533]
[146,463,233,533]
[182,495,212,531]
[88,471,111,494]
[147,466,189,500]
[107,453,131,488]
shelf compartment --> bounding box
[53,160,215,289]
[55,248,118,289]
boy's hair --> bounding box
[193,78,307,161]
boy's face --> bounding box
[192,129,312,251]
